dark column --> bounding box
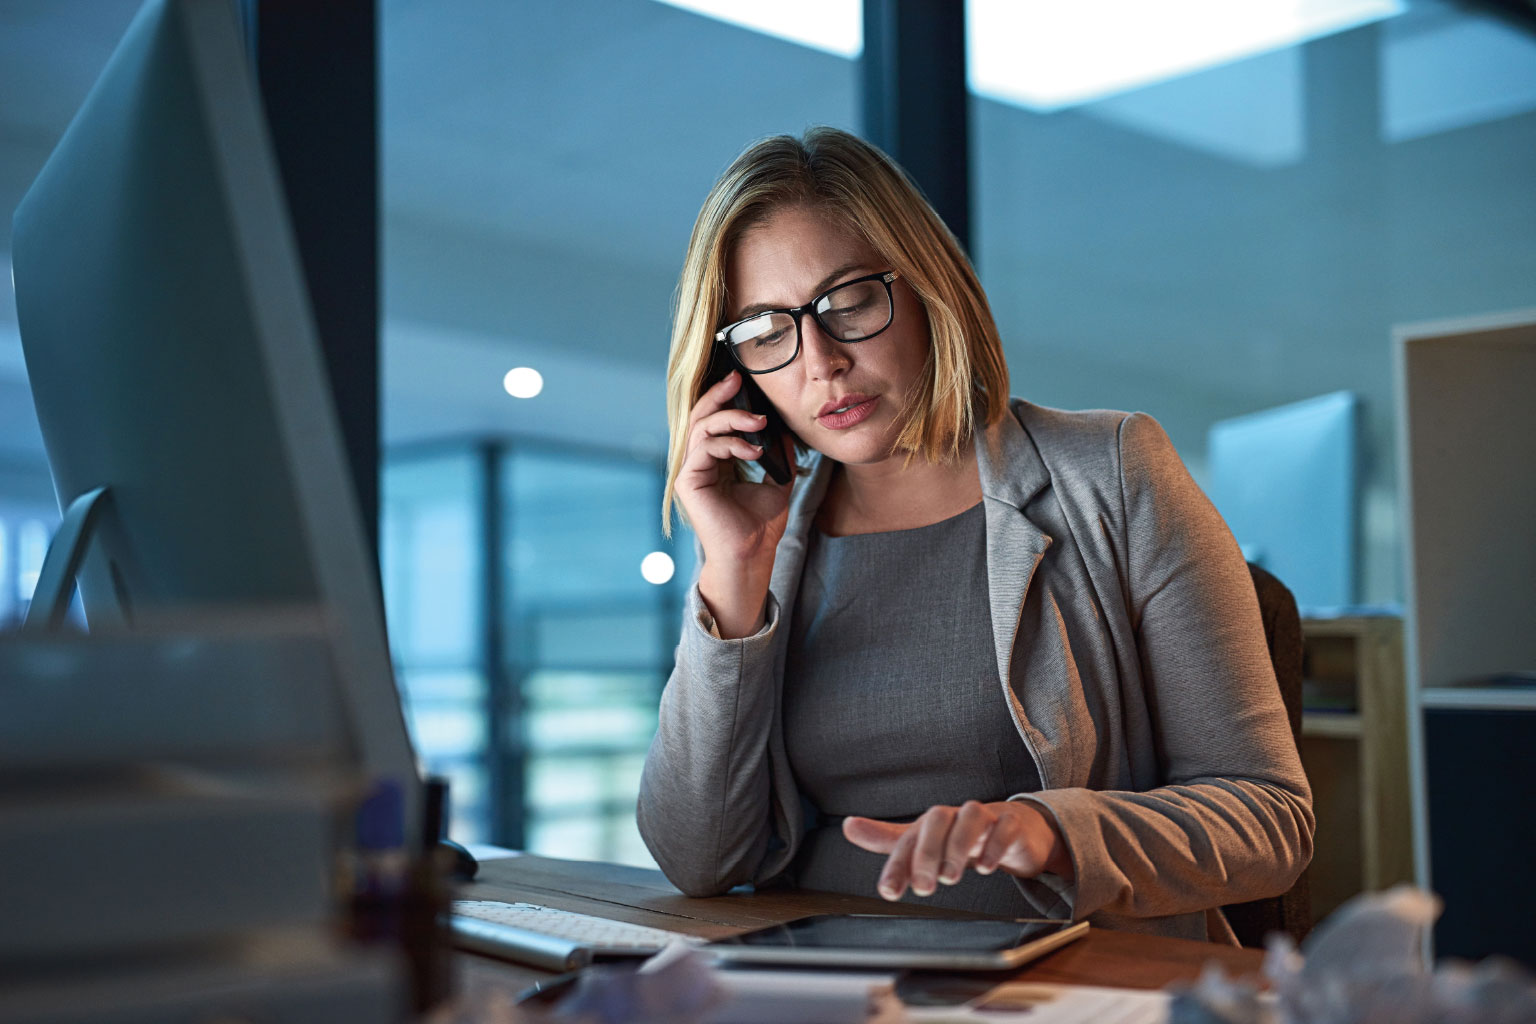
[239,1,380,557]
[481,442,525,849]
[861,0,972,254]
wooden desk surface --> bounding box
[453,854,1265,998]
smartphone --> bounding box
[702,343,793,485]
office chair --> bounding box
[1220,563,1313,949]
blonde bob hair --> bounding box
[662,126,1009,534]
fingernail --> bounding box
[975,862,994,876]
[912,874,934,896]
[879,883,900,900]
[938,862,959,885]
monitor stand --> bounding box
[23,485,127,632]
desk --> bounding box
[453,854,1265,998]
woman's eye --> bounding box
[752,327,790,347]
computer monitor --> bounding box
[1206,390,1360,613]
[11,0,419,828]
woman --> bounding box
[637,127,1312,944]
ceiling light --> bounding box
[502,367,543,399]
[641,551,675,586]
[968,0,1403,111]
[651,0,861,57]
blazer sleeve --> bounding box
[1018,412,1315,921]
[635,581,789,896]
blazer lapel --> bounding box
[976,405,1057,779]
[768,453,834,628]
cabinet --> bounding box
[1395,311,1536,962]
[1418,696,1536,966]
[1298,615,1414,922]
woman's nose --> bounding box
[800,317,850,381]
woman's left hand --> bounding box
[842,800,1074,901]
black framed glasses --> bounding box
[714,270,900,374]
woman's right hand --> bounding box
[677,369,794,639]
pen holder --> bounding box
[340,778,455,1016]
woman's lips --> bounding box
[817,395,878,429]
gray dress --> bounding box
[783,502,1041,914]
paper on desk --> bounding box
[706,967,896,1024]
[903,982,1171,1024]
[525,944,1163,1024]
[541,942,892,1024]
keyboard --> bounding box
[450,900,701,972]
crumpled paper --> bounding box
[422,942,719,1024]
[526,943,889,1024]
[1170,885,1536,1024]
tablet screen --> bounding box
[711,914,1072,952]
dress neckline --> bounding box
[811,498,983,541]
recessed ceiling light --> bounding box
[641,551,676,586]
[502,366,543,399]
[651,0,861,57]
[968,0,1403,111]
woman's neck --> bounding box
[817,437,982,537]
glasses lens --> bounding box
[814,278,891,341]
[726,312,797,371]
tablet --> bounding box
[705,914,1089,970]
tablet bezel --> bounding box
[704,914,1090,970]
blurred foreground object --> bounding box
[1171,885,1536,1024]
[0,623,408,1022]
[520,941,891,1023]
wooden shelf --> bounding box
[1299,615,1414,923]
[1302,712,1362,739]
[1420,687,1536,711]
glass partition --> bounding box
[502,446,682,864]
[970,0,1536,605]
[382,440,690,863]
[378,0,857,860]
[381,449,488,842]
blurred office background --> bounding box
[1,0,1533,867]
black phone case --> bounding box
[703,345,793,485]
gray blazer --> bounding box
[638,399,1314,943]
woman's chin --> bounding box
[806,429,902,468]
